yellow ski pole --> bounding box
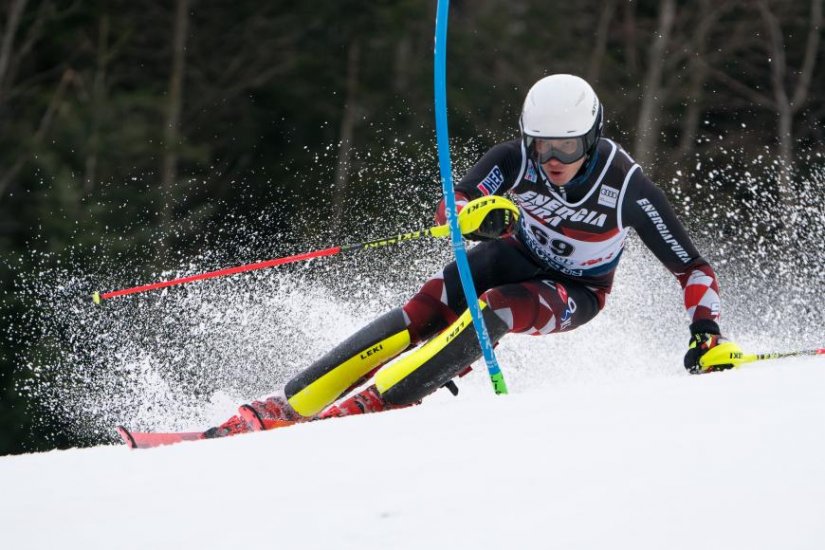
[700,341,825,370]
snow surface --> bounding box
[1,357,823,550]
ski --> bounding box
[116,419,298,450]
[116,426,205,449]
[117,385,394,449]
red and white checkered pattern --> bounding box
[679,265,721,322]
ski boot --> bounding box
[318,385,417,419]
[202,413,253,439]
[203,394,303,438]
[239,394,303,430]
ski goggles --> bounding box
[525,136,588,164]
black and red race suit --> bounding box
[402,138,720,343]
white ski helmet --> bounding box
[520,74,603,165]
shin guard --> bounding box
[375,301,509,406]
[285,308,412,417]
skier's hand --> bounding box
[683,320,738,374]
[435,195,520,240]
[465,207,517,241]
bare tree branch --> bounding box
[160,0,191,251]
[633,0,676,170]
[790,0,823,109]
[0,0,29,103]
[587,0,617,84]
[757,0,791,110]
[0,67,75,200]
[331,39,361,232]
[703,62,775,108]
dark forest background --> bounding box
[1,0,823,455]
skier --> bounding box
[206,73,738,437]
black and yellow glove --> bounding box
[465,207,517,241]
[683,319,738,374]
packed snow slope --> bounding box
[1,357,823,550]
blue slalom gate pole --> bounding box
[433,0,508,394]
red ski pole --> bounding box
[91,196,517,304]
[92,225,450,304]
